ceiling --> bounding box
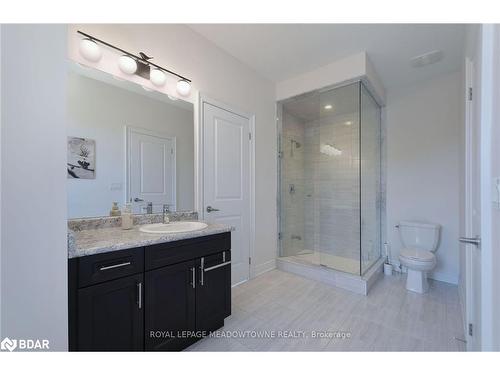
[188,24,465,89]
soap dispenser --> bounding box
[121,203,133,230]
[109,202,121,216]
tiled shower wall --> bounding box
[280,110,307,257]
[306,112,361,261]
[281,109,361,262]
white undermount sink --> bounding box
[139,221,208,234]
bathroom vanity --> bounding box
[68,223,232,351]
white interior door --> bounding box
[463,58,481,351]
[203,102,251,286]
[128,127,176,213]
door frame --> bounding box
[463,56,479,351]
[125,126,177,210]
[197,94,256,281]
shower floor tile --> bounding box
[186,269,465,352]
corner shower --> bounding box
[277,81,382,277]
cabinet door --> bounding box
[145,260,197,351]
[77,273,144,351]
[196,252,231,333]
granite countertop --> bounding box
[68,222,232,259]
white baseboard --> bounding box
[430,271,459,285]
[253,259,276,277]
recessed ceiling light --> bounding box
[324,104,333,110]
[410,50,443,68]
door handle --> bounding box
[137,282,142,309]
[204,261,231,272]
[200,257,204,286]
[206,205,220,213]
[190,267,196,289]
[134,197,144,202]
[99,261,131,271]
[459,236,481,247]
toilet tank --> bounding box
[398,221,441,252]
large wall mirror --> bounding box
[67,64,195,219]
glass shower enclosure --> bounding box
[277,81,381,276]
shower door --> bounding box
[317,83,361,274]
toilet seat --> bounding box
[399,248,436,272]
[399,248,435,262]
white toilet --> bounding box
[397,221,441,293]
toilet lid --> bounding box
[400,248,435,262]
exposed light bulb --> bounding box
[150,68,167,87]
[176,79,191,96]
[79,38,102,62]
[118,55,137,75]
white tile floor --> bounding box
[187,269,466,352]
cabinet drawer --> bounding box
[76,247,144,288]
[145,232,230,271]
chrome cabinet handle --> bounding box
[204,261,231,272]
[190,267,196,289]
[206,206,220,213]
[200,257,205,286]
[134,197,144,202]
[137,282,142,309]
[99,261,131,271]
[459,236,481,247]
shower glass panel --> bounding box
[360,84,382,274]
[278,81,381,276]
[317,83,361,274]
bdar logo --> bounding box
[1,337,17,352]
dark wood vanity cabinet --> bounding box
[145,260,197,351]
[77,273,144,351]
[195,252,231,333]
[68,232,231,352]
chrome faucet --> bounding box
[163,204,171,224]
[146,202,153,214]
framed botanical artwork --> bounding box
[67,137,96,179]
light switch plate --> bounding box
[110,182,123,191]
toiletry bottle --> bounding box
[122,203,133,230]
[110,202,121,216]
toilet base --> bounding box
[406,268,429,293]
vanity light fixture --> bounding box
[176,79,191,96]
[79,38,102,62]
[77,30,192,95]
[118,55,138,75]
[150,68,167,87]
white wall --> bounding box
[276,52,386,105]
[1,25,68,350]
[385,70,462,284]
[0,24,2,340]
[67,72,194,218]
[487,25,500,351]
[68,24,278,276]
